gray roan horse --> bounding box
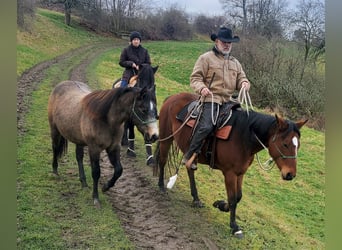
[48,80,159,207]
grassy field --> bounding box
[17,8,325,249]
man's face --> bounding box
[131,38,141,47]
[216,39,232,54]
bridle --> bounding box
[254,131,298,171]
[131,95,157,125]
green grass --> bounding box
[144,41,212,84]
[17,8,112,76]
[17,8,325,249]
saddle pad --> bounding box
[113,75,138,88]
[176,100,199,121]
[186,118,232,140]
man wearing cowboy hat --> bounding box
[183,27,251,170]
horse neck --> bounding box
[247,111,277,153]
[109,89,135,125]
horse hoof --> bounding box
[159,186,167,193]
[192,200,204,208]
[94,199,101,209]
[81,182,89,188]
[233,230,244,239]
[126,151,136,158]
[146,158,155,166]
[102,183,110,192]
[213,200,229,212]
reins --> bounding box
[158,98,200,142]
[237,87,276,171]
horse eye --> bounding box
[283,143,288,148]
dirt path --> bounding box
[17,43,218,249]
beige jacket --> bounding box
[190,49,250,104]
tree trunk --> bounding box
[64,0,72,26]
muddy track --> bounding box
[17,43,218,249]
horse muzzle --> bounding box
[282,172,296,181]
[144,132,159,143]
[144,121,159,143]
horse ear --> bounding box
[275,114,288,131]
[152,66,158,74]
[295,119,308,129]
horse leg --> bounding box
[145,141,155,166]
[126,121,136,158]
[121,121,129,146]
[102,147,123,192]
[88,149,102,208]
[157,141,172,192]
[225,172,243,238]
[187,169,204,207]
[75,144,88,188]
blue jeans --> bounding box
[121,79,128,87]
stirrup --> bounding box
[182,153,198,170]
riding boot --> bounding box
[126,139,136,157]
[145,143,155,166]
[183,103,217,170]
[182,127,209,170]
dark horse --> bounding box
[155,92,307,238]
[48,80,159,208]
[113,63,159,166]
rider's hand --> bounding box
[132,63,139,70]
[241,81,250,91]
[200,87,212,97]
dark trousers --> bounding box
[185,102,219,159]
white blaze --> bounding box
[292,136,298,156]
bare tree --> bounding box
[220,0,248,33]
[17,0,36,30]
[193,15,227,35]
[220,0,288,37]
[64,0,74,26]
[159,6,192,40]
[290,0,325,80]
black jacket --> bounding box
[119,44,151,81]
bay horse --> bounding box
[155,92,307,238]
[48,80,158,208]
[113,63,159,166]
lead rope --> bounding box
[237,85,254,115]
[237,86,275,171]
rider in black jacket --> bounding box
[119,31,151,87]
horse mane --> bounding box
[137,64,155,89]
[82,87,133,121]
[232,110,276,148]
[233,110,301,148]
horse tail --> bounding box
[54,135,68,161]
[153,140,160,176]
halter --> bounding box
[131,98,157,125]
[270,133,298,160]
[254,130,298,171]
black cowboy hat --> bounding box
[210,27,240,43]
